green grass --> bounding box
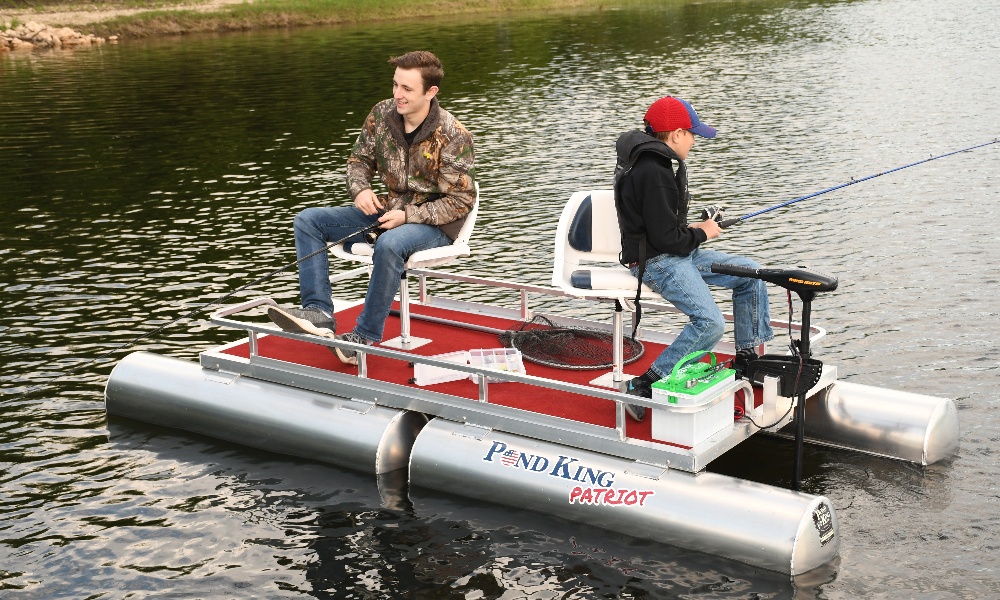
[61,0,672,38]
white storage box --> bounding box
[469,348,526,383]
[412,348,525,386]
[412,350,471,386]
[650,374,736,447]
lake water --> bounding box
[2,0,999,597]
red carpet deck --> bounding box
[222,303,761,449]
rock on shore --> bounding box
[1,21,110,51]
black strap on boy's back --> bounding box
[628,233,646,340]
[612,159,648,340]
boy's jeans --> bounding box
[631,248,774,378]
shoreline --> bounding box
[0,0,251,29]
[1,0,661,42]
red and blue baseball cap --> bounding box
[644,96,717,139]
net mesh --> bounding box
[498,315,645,370]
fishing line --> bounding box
[717,138,1000,228]
[7,220,383,397]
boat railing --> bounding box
[206,295,797,473]
[333,266,827,346]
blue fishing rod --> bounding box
[713,138,1000,228]
[707,138,997,489]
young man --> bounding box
[268,50,476,364]
[614,95,773,421]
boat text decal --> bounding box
[482,441,655,507]
[812,502,835,545]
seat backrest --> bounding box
[566,189,621,258]
[553,190,622,283]
[452,181,480,246]
[397,181,479,270]
[553,190,660,296]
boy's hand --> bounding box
[692,219,722,240]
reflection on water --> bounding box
[3,0,1000,596]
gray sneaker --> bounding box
[624,403,646,422]
[623,376,652,422]
[334,331,375,366]
[267,306,336,338]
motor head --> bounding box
[764,266,839,293]
[710,263,839,294]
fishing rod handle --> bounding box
[710,263,758,278]
[718,217,741,229]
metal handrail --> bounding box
[368,266,827,342]
[210,299,649,438]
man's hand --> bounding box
[691,219,722,240]
[354,189,384,215]
[378,209,406,230]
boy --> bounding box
[614,96,773,421]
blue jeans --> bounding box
[293,205,451,342]
[630,248,774,379]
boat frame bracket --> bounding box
[451,423,493,440]
[341,397,377,414]
[626,460,670,478]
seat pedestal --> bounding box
[381,337,431,350]
[382,275,431,350]
[588,303,634,388]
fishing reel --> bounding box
[699,205,726,222]
[363,210,387,246]
[363,226,385,246]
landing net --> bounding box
[498,315,645,370]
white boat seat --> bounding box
[552,190,660,387]
[331,182,479,350]
[569,267,652,291]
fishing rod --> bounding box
[9,219,384,396]
[714,138,1000,229]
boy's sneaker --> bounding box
[733,348,759,379]
[267,306,336,337]
[334,331,375,366]
[623,376,652,422]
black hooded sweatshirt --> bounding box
[613,129,707,266]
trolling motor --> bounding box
[710,263,838,491]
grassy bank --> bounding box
[1,0,670,38]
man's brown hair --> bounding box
[389,51,444,92]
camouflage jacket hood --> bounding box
[346,97,477,239]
